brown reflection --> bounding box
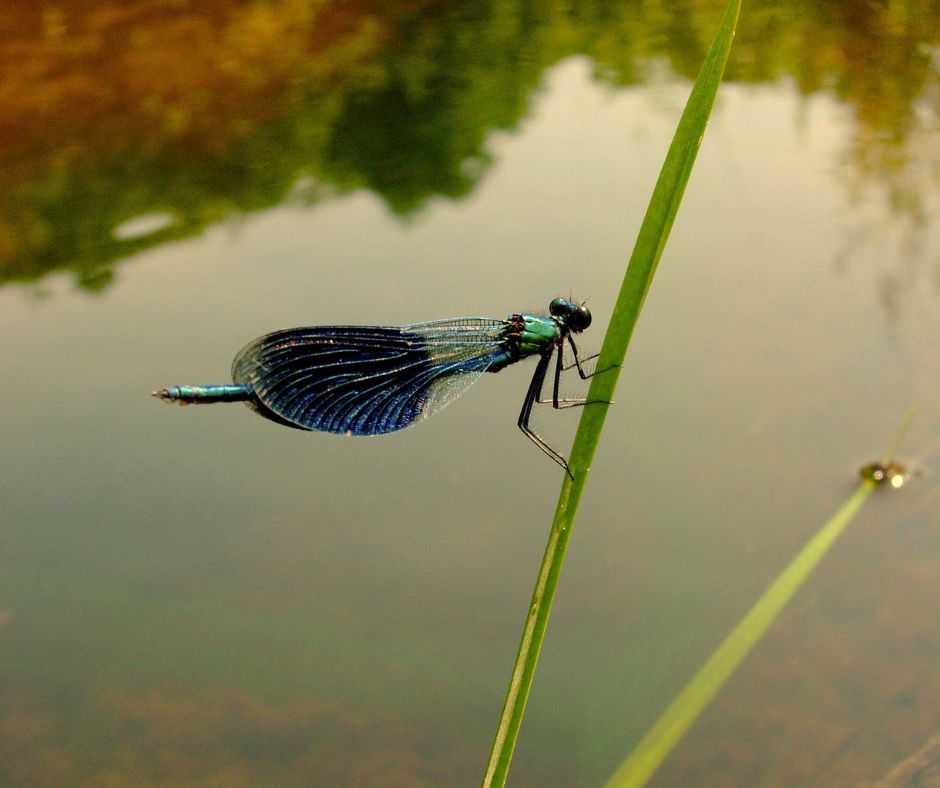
[0,0,402,288]
[0,687,466,785]
[1,0,938,292]
[872,734,940,787]
[0,685,576,786]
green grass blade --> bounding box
[481,2,742,786]
[604,480,876,788]
[603,409,916,787]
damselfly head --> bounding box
[549,298,592,332]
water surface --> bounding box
[2,2,939,785]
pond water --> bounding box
[2,2,939,785]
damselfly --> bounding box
[153,298,606,475]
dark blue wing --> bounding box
[231,318,509,435]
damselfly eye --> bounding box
[549,298,568,317]
[570,304,591,332]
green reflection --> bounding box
[2,0,938,290]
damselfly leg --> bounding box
[519,342,614,478]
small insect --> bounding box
[859,460,908,488]
[153,298,608,475]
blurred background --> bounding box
[1,1,939,785]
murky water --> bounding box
[2,2,939,785]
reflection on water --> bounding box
[3,3,940,787]
[873,733,940,787]
[1,687,514,787]
[1,0,938,295]
[111,212,178,241]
